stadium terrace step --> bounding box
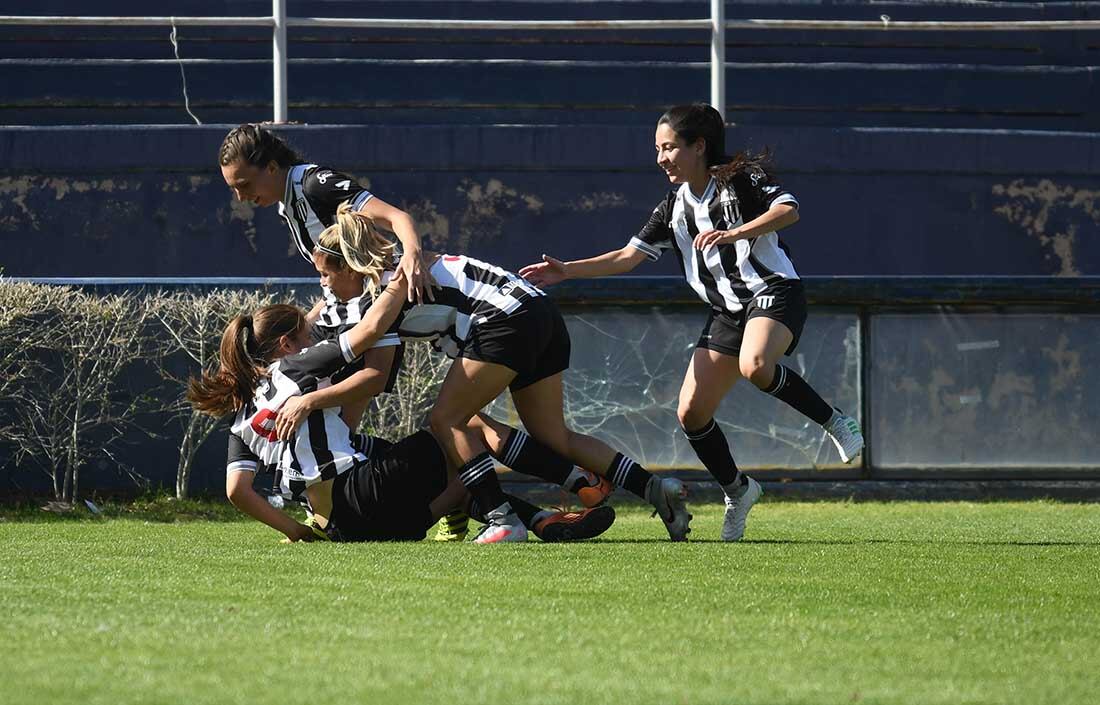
[1,58,1095,129]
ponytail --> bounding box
[710,147,776,187]
[187,305,305,417]
[317,202,395,297]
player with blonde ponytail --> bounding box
[277,211,696,543]
[188,297,617,544]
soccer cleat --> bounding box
[569,469,614,508]
[722,476,762,542]
[823,408,865,463]
[645,476,692,542]
[534,506,616,543]
[433,509,469,542]
[473,508,529,544]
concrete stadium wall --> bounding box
[2,1,1099,128]
[1,124,1098,278]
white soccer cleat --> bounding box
[645,476,692,542]
[473,509,528,544]
[722,476,762,542]
[823,409,864,463]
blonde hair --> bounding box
[317,202,396,296]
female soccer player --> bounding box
[217,122,455,532]
[217,123,434,305]
[187,301,615,544]
[520,103,865,542]
[293,204,694,542]
[286,227,618,523]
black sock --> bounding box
[683,419,741,486]
[762,364,833,426]
[495,429,572,485]
[457,452,508,515]
[605,452,652,500]
[503,493,548,529]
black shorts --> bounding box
[697,279,808,357]
[327,430,447,542]
[460,295,571,392]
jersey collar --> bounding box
[683,177,717,206]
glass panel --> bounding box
[870,313,1100,468]
[490,306,861,470]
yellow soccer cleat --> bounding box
[433,509,469,542]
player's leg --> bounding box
[512,373,691,542]
[676,314,762,541]
[429,357,528,544]
[465,412,611,508]
[741,311,864,463]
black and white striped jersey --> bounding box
[627,169,799,313]
[278,164,374,263]
[312,270,404,347]
[388,254,544,358]
[224,341,370,501]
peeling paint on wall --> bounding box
[453,178,544,252]
[0,177,38,229]
[568,192,628,212]
[403,198,451,250]
[991,179,1100,276]
[226,198,259,253]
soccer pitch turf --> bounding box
[2,500,1097,705]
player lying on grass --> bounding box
[187,301,615,544]
[285,205,693,542]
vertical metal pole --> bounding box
[272,0,287,123]
[710,0,725,118]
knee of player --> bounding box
[428,407,463,438]
[740,357,773,388]
[676,403,705,430]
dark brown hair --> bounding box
[187,304,305,416]
[657,103,775,183]
[218,123,304,169]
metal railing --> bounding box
[1,1,1096,123]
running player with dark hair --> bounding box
[274,204,694,543]
[521,103,864,542]
[187,301,616,544]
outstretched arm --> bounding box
[519,246,648,287]
[340,274,410,360]
[226,471,315,542]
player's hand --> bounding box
[519,254,568,287]
[399,247,435,304]
[693,228,739,250]
[275,395,313,441]
[284,522,317,543]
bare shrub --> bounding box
[1,285,156,502]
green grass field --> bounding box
[2,500,1098,705]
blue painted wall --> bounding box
[2,1,1099,128]
[1,124,1098,278]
